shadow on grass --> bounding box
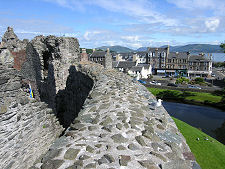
[156,90,195,100]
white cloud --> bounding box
[205,18,220,32]
[43,0,178,26]
[121,35,139,42]
[166,0,225,15]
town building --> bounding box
[89,48,112,69]
[132,52,147,64]
[113,61,136,72]
[188,54,212,77]
[164,52,189,77]
[80,48,88,62]
[146,46,169,69]
[128,64,152,80]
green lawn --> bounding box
[147,87,222,104]
[185,92,221,103]
[173,117,225,169]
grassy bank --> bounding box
[147,87,224,109]
[172,117,225,169]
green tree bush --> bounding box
[175,77,189,84]
[220,43,225,53]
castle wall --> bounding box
[0,65,63,169]
[0,27,200,169]
[32,62,200,169]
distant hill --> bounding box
[136,47,147,52]
[137,44,223,53]
[97,45,134,53]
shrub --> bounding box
[176,77,189,84]
[195,77,204,83]
[156,90,184,100]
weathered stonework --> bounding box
[31,61,200,169]
[0,65,63,169]
[0,28,200,169]
[105,48,112,69]
[1,27,28,51]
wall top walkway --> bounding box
[33,61,200,169]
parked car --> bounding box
[167,83,178,87]
[149,81,161,86]
[188,85,201,89]
[138,80,147,84]
[211,74,216,77]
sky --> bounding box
[0,0,225,49]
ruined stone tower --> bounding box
[104,48,112,69]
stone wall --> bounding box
[21,36,80,108]
[0,27,200,169]
[32,62,200,169]
[0,65,63,169]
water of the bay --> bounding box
[191,53,225,62]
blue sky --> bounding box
[0,0,225,49]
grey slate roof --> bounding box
[168,52,189,59]
[137,63,150,69]
[189,54,210,61]
[90,51,106,58]
[112,61,119,68]
[130,66,143,72]
[113,61,136,69]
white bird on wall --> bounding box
[149,99,163,110]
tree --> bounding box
[220,43,225,53]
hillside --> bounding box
[97,45,134,53]
[137,44,223,53]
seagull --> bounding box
[149,99,163,110]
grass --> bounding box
[172,117,225,169]
[147,87,222,104]
[185,92,221,103]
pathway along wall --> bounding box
[32,61,200,169]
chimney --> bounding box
[80,48,88,62]
[133,53,138,62]
[116,54,122,61]
[167,45,170,55]
[210,53,213,61]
